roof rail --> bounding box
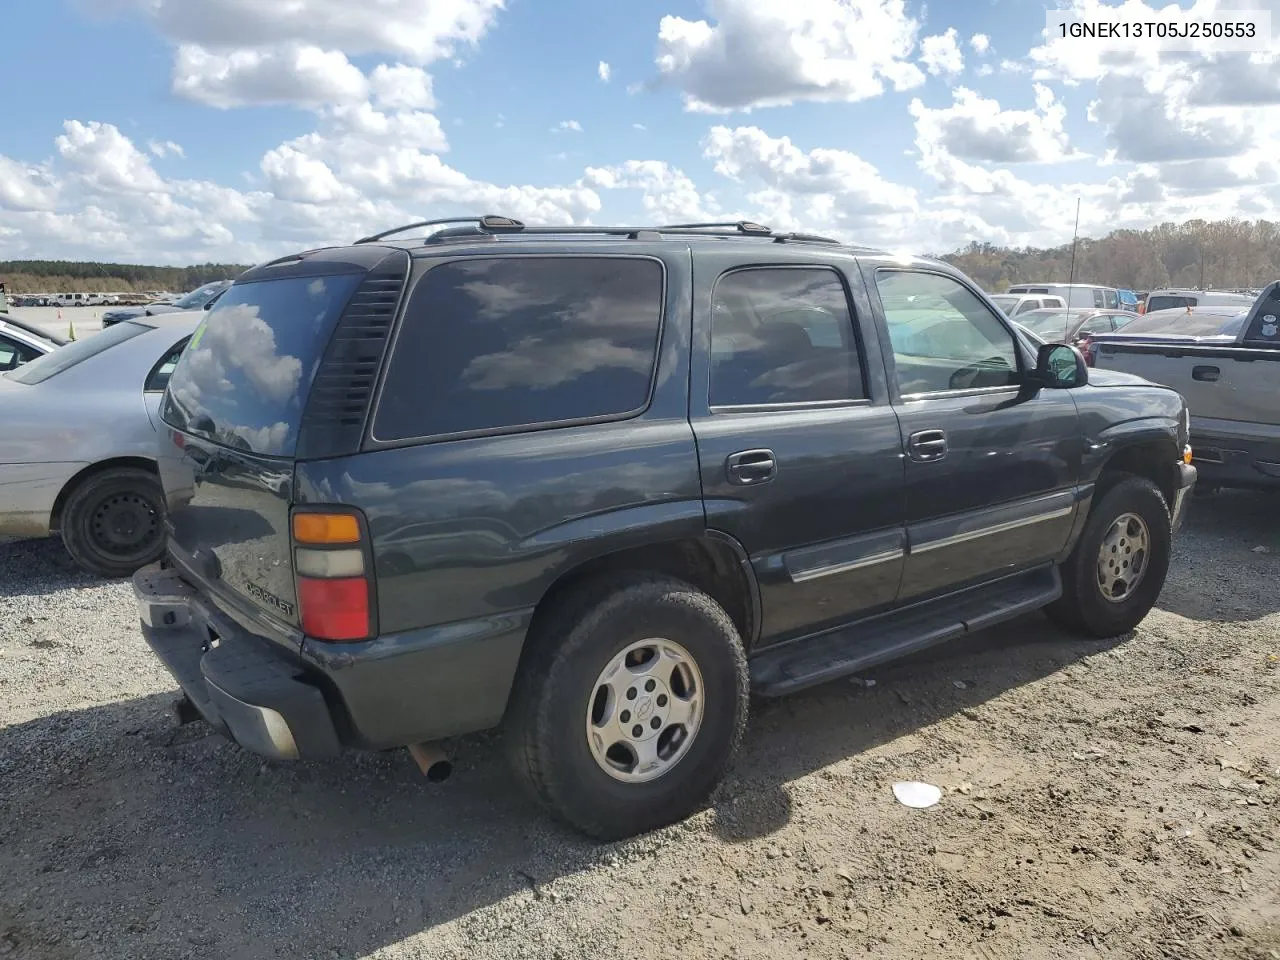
[659,220,773,235]
[355,214,525,244]
[772,232,841,245]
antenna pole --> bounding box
[1065,197,1081,339]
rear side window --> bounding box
[162,274,363,456]
[1146,295,1194,312]
[710,267,865,406]
[373,257,664,442]
[5,321,148,384]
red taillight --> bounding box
[292,508,373,642]
[297,576,369,641]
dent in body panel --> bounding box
[1073,385,1182,480]
[296,417,705,635]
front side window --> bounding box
[875,270,1020,395]
[373,257,664,442]
[709,267,865,407]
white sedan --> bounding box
[0,314,200,577]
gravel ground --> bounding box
[1,491,1278,960]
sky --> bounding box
[2,0,1280,265]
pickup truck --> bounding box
[1090,284,1279,493]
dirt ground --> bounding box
[1,491,1277,960]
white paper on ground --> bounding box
[892,781,943,808]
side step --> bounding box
[750,565,1061,696]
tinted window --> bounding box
[1146,295,1194,313]
[373,258,664,442]
[162,274,363,456]
[710,268,865,407]
[1077,315,1113,335]
[5,321,149,384]
[145,338,190,392]
[875,270,1020,394]
[1243,292,1280,347]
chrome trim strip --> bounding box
[790,549,905,583]
[912,506,1074,555]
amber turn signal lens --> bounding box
[292,512,361,545]
[1183,446,1193,465]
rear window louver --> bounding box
[296,250,409,459]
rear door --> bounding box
[866,265,1081,601]
[689,251,905,644]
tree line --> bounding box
[4,217,1279,296]
[938,218,1280,293]
[0,260,249,294]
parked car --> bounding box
[1089,285,1279,493]
[0,315,199,576]
[132,216,1196,840]
[987,293,1067,317]
[101,280,233,328]
[1139,289,1255,315]
[1014,307,1138,348]
[1006,283,1122,310]
[1080,305,1247,359]
[0,315,65,370]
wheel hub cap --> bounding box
[585,638,704,783]
[1096,511,1150,603]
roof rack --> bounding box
[355,215,526,244]
[355,215,843,247]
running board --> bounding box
[750,565,1061,696]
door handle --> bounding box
[1192,365,1220,382]
[908,429,948,462]
[726,449,776,485]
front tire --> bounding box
[505,575,749,840]
[60,467,166,578]
[1047,474,1172,637]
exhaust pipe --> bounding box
[407,741,453,782]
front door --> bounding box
[690,254,906,645]
[866,266,1082,601]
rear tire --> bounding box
[505,575,749,840]
[60,467,166,578]
[1046,474,1171,637]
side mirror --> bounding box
[1034,342,1088,388]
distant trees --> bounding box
[0,261,248,294]
[937,218,1280,292]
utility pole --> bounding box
[1066,197,1081,339]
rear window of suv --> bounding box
[372,257,664,442]
[1146,295,1195,312]
[161,274,363,456]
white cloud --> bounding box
[584,160,720,224]
[172,43,369,108]
[653,0,925,112]
[554,120,583,132]
[148,139,185,159]
[369,64,436,111]
[0,157,59,212]
[969,33,991,55]
[108,0,505,65]
[975,64,994,78]
[56,120,166,194]
[910,85,1077,165]
[598,60,611,82]
[701,125,918,236]
[633,123,647,131]
[920,28,964,78]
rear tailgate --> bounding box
[158,247,408,632]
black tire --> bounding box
[60,467,166,578]
[1046,474,1171,637]
[505,575,749,840]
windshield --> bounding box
[162,274,362,457]
[172,282,227,310]
[988,295,1019,311]
[4,321,150,384]
[1015,311,1074,337]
